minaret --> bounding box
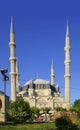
[50,60,55,86]
[64,21,71,108]
[16,60,20,92]
[9,16,16,101]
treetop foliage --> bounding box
[9,99,31,123]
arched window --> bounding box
[0,99,2,109]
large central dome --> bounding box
[34,78,50,84]
[24,78,50,86]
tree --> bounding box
[72,99,80,118]
[30,107,40,121]
[55,107,66,112]
[72,99,80,111]
[9,99,31,123]
[55,115,79,130]
[40,107,51,113]
[31,106,40,115]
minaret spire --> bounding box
[64,21,71,109]
[9,16,16,101]
[50,60,55,86]
[10,16,14,33]
[10,16,15,43]
[51,59,53,68]
[66,21,69,37]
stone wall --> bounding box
[0,93,9,122]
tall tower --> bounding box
[50,60,55,86]
[9,16,16,101]
[64,22,71,108]
[16,61,20,92]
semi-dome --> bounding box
[24,80,33,86]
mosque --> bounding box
[0,17,71,121]
[9,17,71,109]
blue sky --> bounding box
[0,0,80,104]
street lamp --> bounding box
[0,68,9,122]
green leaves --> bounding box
[72,99,80,118]
[72,100,80,111]
[9,99,31,123]
[55,115,79,130]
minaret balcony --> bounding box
[64,74,71,78]
[9,57,16,61]
[10,72,16,75]
[64,60,71,64]
[64,46,71,51]
[9,42,16,46]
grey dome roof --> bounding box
[24,78,50,86]
[34,78,49,84]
